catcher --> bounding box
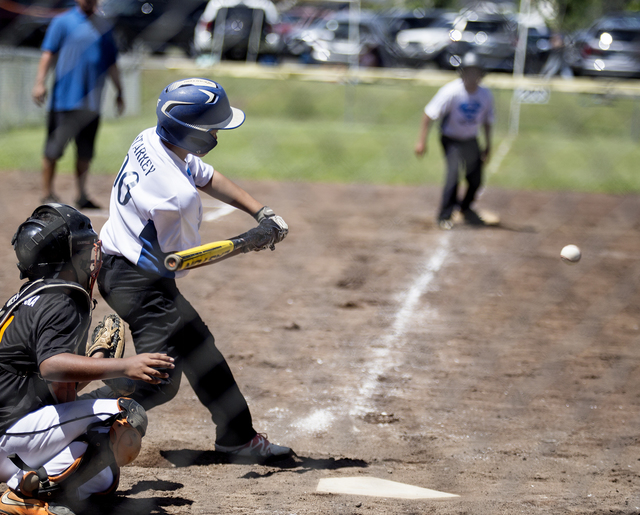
[0,203,173,515]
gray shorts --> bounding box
[45,110,100,161]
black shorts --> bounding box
[45,110,100,161]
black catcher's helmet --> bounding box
[11,204,102,295]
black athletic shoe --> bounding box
[462,209,486,226]
[216,433,294,459]
[76,196,101,210]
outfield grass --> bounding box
[2,68,640,194]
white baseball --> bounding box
[561,244,581,264]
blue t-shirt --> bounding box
[42,7,118,112]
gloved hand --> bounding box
[253,206,288,245]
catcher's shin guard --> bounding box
[109,398,147,467]
[7,399,147,504]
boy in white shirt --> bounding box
[415,53,495,230]
[97,78,291,461]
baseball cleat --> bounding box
[0,489,75,515]
[438,219,453,230]
[462,209,486,226]
[215,433,294,460]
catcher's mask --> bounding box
[156,78,245,155]
[12,203,102,297]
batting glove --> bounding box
[254,206,288,244]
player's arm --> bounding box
[32,50,54,106]
[415,113,433,157]
[39,352,174,384]
[199,170,288,248]
[199,170,263,216]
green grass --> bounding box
[3,68,640,194]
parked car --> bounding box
[565,13,640,78]
[393,10,457,68]
[0,0,74,48]
[276,3,345,60]
[383,7,453,37]
[445,11,518,71]
[286,10,401,67]
[443,10,551,73]
[193,0,282,61]
[100,0,208,55]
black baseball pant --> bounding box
[438,135,483,221]
[97,254,256,447]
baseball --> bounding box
[561,244,581,264]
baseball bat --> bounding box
[164,237,247,272]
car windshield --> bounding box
[596,29,640,43]
[464,20,507,33]
[321,19,374,38]
[402,16,440,30]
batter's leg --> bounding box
[438,136,462,221]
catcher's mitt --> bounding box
[87,314,125,358]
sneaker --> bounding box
[462,209,486,226]
[0,489,75,515]
[75,196,101,210]
[438,218,453,230]
[40,194,61,204]
[215,433,294,460]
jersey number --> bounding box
[114,155,139,206]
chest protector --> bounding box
[0,279,91,379]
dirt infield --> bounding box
[2,170,640,514]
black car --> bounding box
[444,11,551,73]
[193,0,282,61]
[100,0,208,55]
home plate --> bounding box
[316,477,459,500]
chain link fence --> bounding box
[0,47,141,132]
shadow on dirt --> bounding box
[77,480,191,515]
[458,222,537,233]
[160,449,368,474]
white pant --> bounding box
[0,399,120,500]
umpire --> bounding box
[415,52,495,230]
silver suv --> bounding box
[565,13,640,78]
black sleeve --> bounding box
[32,293,91,367]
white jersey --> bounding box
[424,78,494,140]
[100,127,215,278]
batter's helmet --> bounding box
[12,204,102,294]
[156,78,245,155]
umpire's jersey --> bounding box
[0,280,92,434]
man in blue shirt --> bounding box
[32,0,124,210]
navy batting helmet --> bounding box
[156,78,245,155]
[12,204,102,294]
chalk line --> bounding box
[289,233,451,434]
[487,135,515,176]
[203,205,237,222]
[351,232,451,416]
